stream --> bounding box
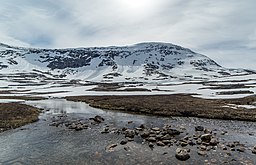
[0,99,255,164]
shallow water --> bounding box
[0,99,255,164]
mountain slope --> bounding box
[0,42,254,83]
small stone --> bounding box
[126,137,134,141]
[136,127,143,131]
[224,152,231,157]
[227,142,235,148]
[120,140,128,145]
[175,148,190,161]
[211,159,217,163]
[157,141,165,146]
[124,146,129,151]
[180,142,188,147]
[152,127,160,131]
[237,147,245,152]
[201,134,212,142]
[230,148,236,151]
[106,144,117,152]
[140,131,150,138]
[92,115,104,123]
[162,140,171,144]
[188,140,196,146]
[127,121,133,124]
[156,134,163,140]
[251,145,256,154]
[167,129,181,136]
[161,134,172,140]
[139,124,145,129]
[210,138,218,146]
[204,129,212,134]
[195,126,204,131]
[101,128,110,134]
[206,146,212,151]
[200,145,207,151]
[196,139,202,145]
[125,129,135,138]
[148,137,157,142]
[197,150,207,156]
[149,142,154,148]
[75,124,83,131]
[221,131,227,135]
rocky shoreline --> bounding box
[49,114,256,164]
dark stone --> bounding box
[120,140,128,145]
[167,129,181,136]
[237,147,245,152]
[195,126,204,131]
[141,131,150,138]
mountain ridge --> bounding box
[0,42,255,83]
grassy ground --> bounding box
[66,94,256,121]
[0,96,45,100]
[0,103,40,132]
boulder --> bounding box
[175,148,190,161]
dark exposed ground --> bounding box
[0,103,40,132]
[0,95,46,100]
[66,94,256,121]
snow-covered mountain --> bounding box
[0,42,254,83]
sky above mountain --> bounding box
[0,0,255,69]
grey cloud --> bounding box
[0,0,255,69]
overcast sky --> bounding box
[0,0,255,69]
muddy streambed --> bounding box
[0,99,255,164]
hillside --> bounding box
[0,42,254,83]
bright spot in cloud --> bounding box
[116,0,158,17]
[119,0,153,9]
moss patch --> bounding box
[66,94,256,121]
[0,103,40,132]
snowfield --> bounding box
[0,42,255,100]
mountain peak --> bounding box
[0,42,254,82]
